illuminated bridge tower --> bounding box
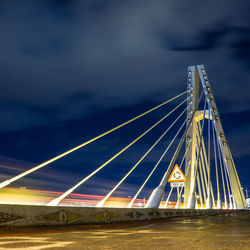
[146,65,246,209]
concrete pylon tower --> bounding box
[182,66,213,208]
[146,65,247,209]
[183,66,200,208]
[184,65,247,209]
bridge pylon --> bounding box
[183,66,200,209]
[146,65,247,209]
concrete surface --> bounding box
[0,210,249,249]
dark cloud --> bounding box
[229,27,250,67]
[163,27,226,51]
[0,104,50,131]
[0,0,249,110]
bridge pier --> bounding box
[184,66,200,208]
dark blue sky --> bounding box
[0,0,250,198]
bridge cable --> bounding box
[128,121,192,208]
[154,91,206,208]
[207,107,211,202]
[129,132,192,208]
[226,159,237,209]
[195,137,205,208]
[0,91,187,189]
[222,150,233,208]
[198,159,207,204]
[197,122,215,206]
[195,133,203,207]
[97,107,190,207]
[197,122,215,207]
[196,170,203,208]
[198,122,208,188]
[199,141,208,200]
[174,140,192,208]
[223,149,234,208]
[192,132,205,209]
[196,132,207,203]
[192,100,207,189]
[199,164,206,208]
[215,122,227,208]
[216,128,235,208]
[47,97,190,206]
[212,117,221,207]
[164,187,173,208]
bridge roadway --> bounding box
[0,211,249,249]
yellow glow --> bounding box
[0,188,50,205]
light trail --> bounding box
[0,187,146,207]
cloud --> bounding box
[0,104,49,131]
[0,0,250,190]
[0,0,249,112]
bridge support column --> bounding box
[184,66,200,209]
[147,65,247,210]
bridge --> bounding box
[0,65,247,226]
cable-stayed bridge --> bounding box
[0,65,247,226]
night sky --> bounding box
[0,0,250,199]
